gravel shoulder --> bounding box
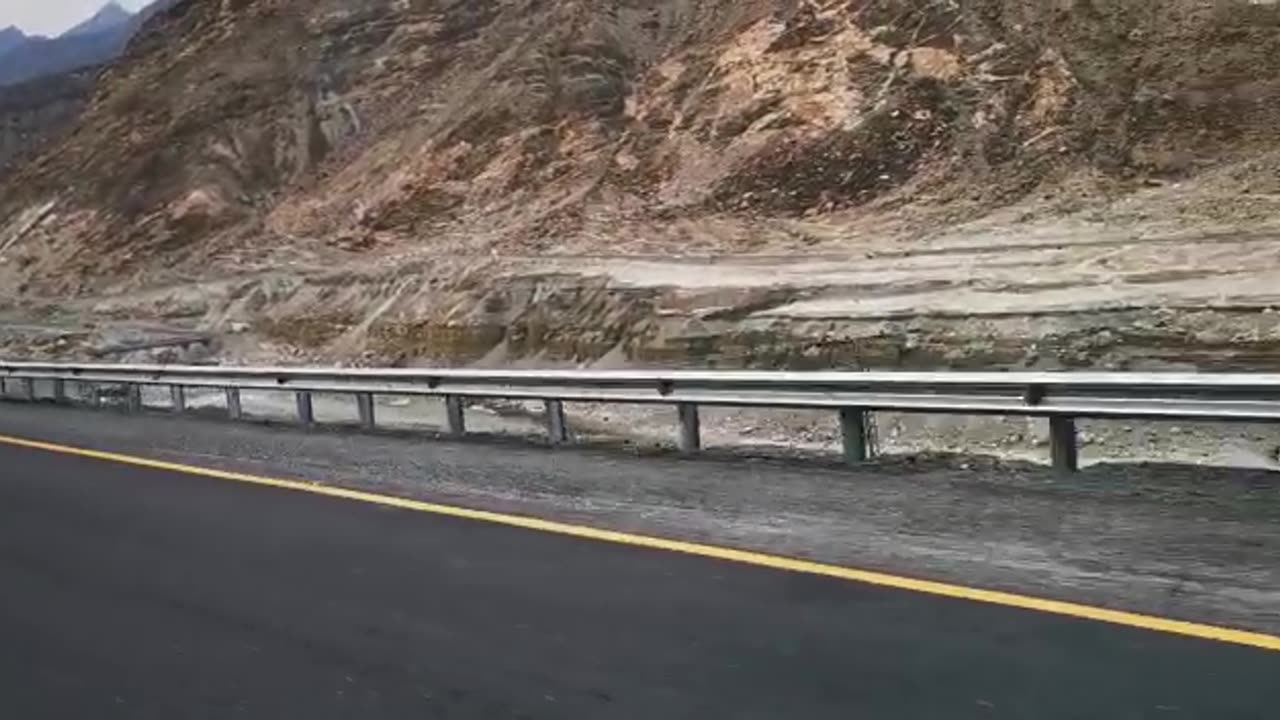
[1,401,1276,635]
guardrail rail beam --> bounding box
[5,362,1280,471]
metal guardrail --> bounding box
[3,361,1280,472]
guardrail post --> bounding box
[545,399,569,445]
[127,384,142,412]
[52,379,67,404]
[356,392,376,430]
[295,391,315,428]
[677,402,701,453]
[225,388,242,420]
[839,407,870,465]
[1050,416,1079,473]
[445,396,467,436]
[20,378,35,402]
[170,385,186,413]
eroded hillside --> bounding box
[2,0,1280,369]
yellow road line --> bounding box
[1,431,1277,653]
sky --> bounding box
[0,0,150,37]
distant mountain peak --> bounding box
[62,2,135,39]
[0,0,183,87]
[0,25,29,55]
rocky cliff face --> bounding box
[3,0,1280,369]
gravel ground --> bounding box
[0,400,1276,635]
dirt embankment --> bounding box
[1,0,1280,372]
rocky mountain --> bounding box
[0,1,182,175]
[0,1,179,87]
[0,26,28,55]
[2,0,1280,370]
[63,2,135,39]
[0,30,128,87]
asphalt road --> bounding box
[1,442,1277,718]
